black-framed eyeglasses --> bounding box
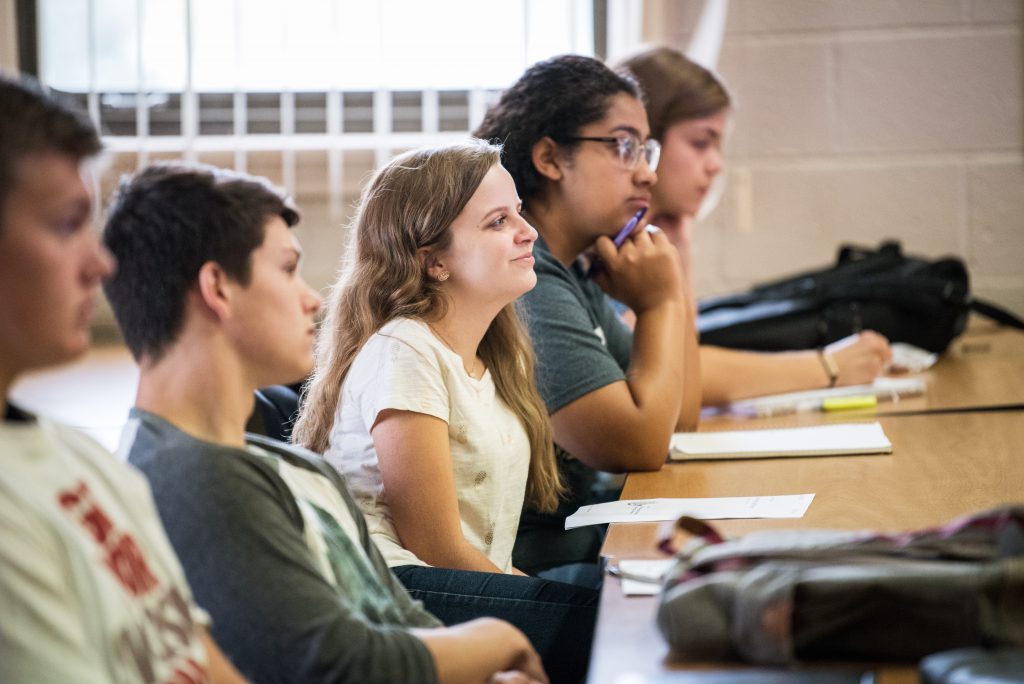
[563,134,661,172]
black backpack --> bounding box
[697,241,1023,354]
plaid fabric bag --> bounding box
[657,508,1024,664]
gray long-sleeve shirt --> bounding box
[122,408,440,684]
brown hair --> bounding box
[103,162,298,362]
[0,75,101,222]
[293,139,563,512]
[618,46,731,141]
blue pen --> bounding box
[612,207,648,247]
[588,207,648,278]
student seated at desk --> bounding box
[618,46,892,404]
[474,55,702,576]
[104,161,548,684]
[0,75,244,683]
[294,140,597,683]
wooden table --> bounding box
[890,322,1024,413]
[600,411,1024,562]
[700,322,1024,425]
[588,325,1024,684]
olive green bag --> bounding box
[657,508,1024,664]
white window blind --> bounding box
[37,0,595,212]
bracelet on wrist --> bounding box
[818,348,839,388]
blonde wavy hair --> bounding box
[293,139,563,512]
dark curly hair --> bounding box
[474,54,641,205]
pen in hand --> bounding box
[587,207,648,278]
[612,207,649,247]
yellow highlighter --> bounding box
[822,395,878,412]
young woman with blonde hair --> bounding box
[619,46,891,405]
[294,139,595,684]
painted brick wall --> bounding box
[89,1,1022,335]
[642,0,1023,316]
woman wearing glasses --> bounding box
[475,55,701,579]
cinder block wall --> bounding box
[91,1,1022,335]
[642,0,1023,316]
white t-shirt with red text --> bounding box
[0,408,210,684]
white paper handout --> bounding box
[564,493,814,529]
[670,422,892,461]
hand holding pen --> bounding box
[611,207,651,249]
[590,208,686,315]
[586,207,649,279]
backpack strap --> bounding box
[971,298,1024,331]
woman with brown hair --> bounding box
[620,46,891,405]
[294,139,595,683]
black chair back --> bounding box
[247,384,301,442]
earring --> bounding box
[437,270,450,282]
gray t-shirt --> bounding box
[522,238,633,415]
[519,238,634,512]
[121,408,439,684]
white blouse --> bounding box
[324,317,530,572]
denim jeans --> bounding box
[393,565,598,684]
[513,462,621,579]
[536,562,604,590]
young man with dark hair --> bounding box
[0,75,245,683]
[105,162,547,684]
